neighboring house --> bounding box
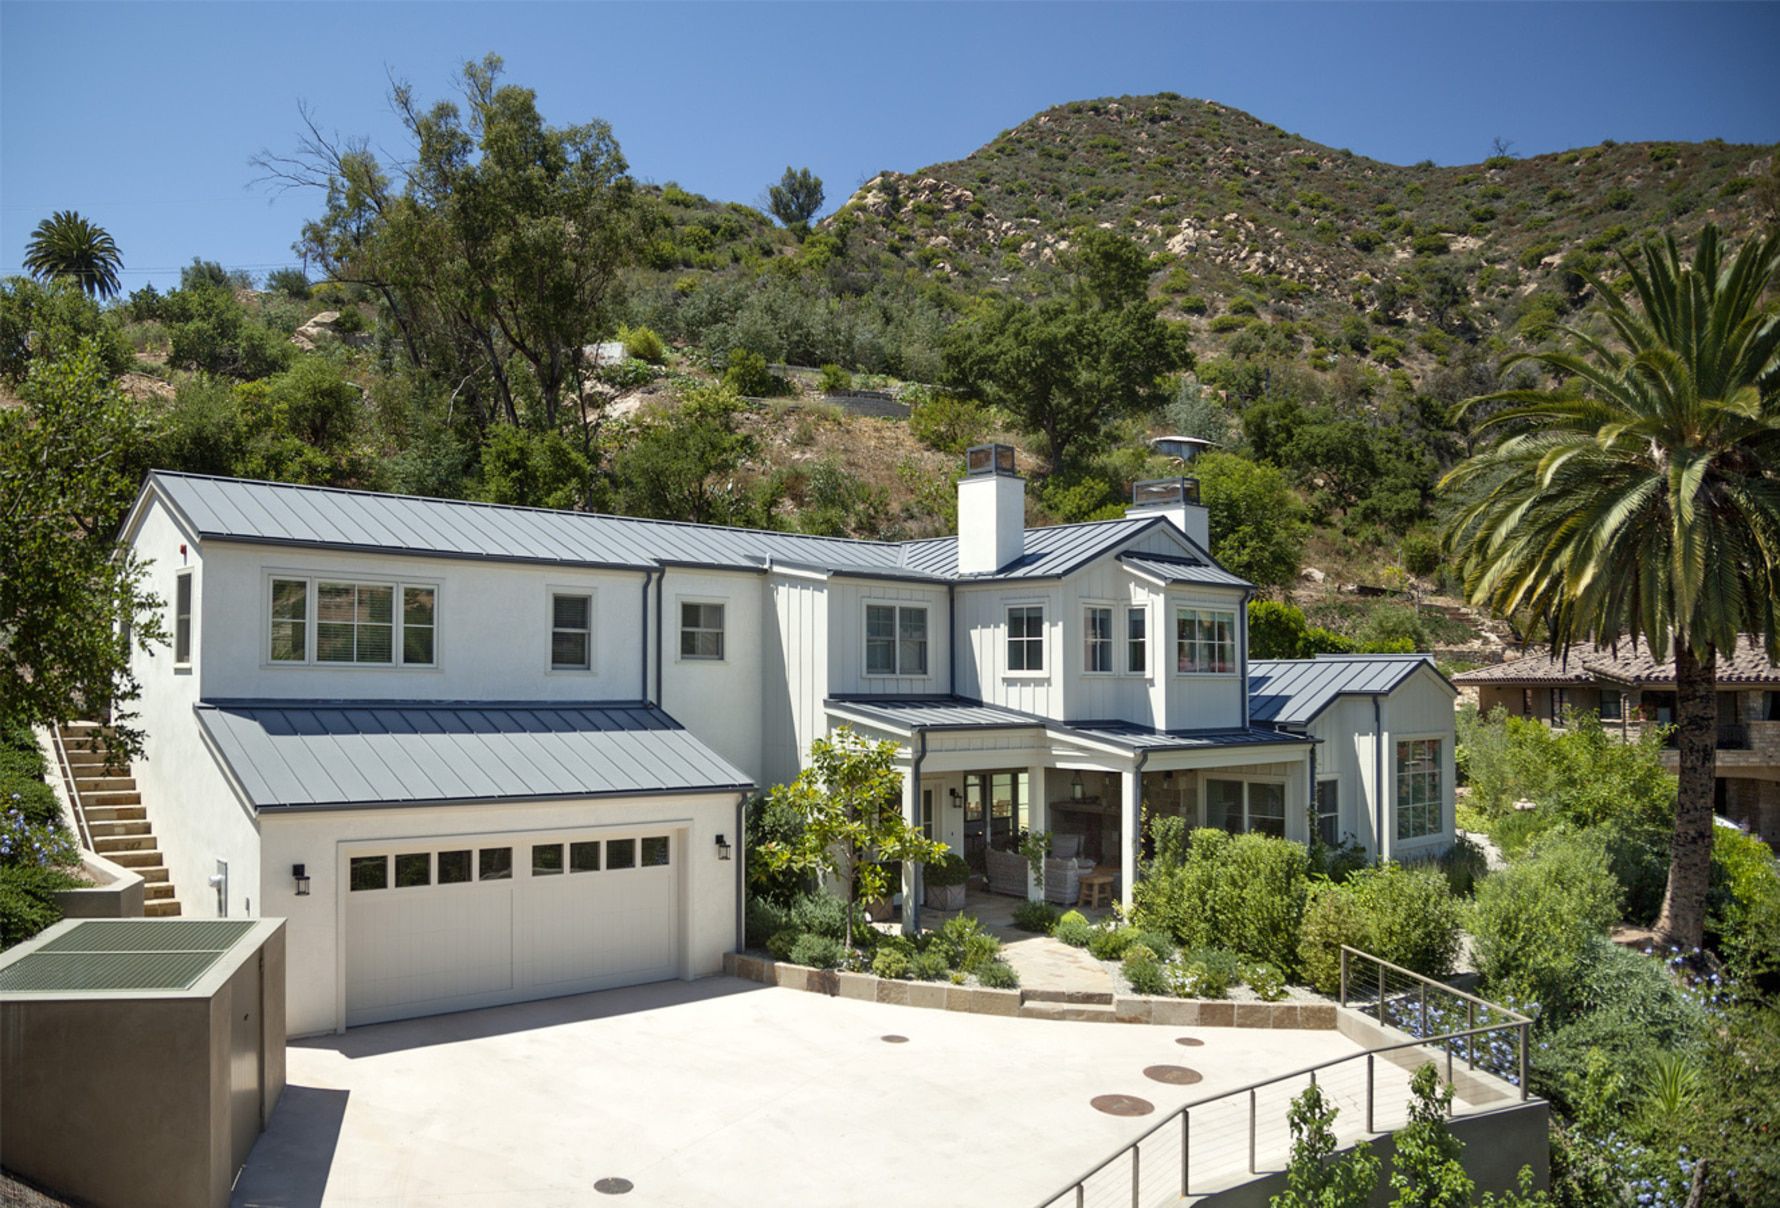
[115,445,1452,1035]
[1453,640,1780,844]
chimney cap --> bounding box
[965,444,1018,478]
[1131,477,1201,508]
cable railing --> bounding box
[1033,949,1533,1208]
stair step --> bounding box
[82,804,146,823]
[81,790,141,807]
[1018,1001,1121,1023]
[144,882,177,900]
[107,850,165,869]
[63,751,121,768]
[87,820,152,838]
[93,834,156,855]
[144,900,183,918]
[135,867,170,883]
[1022,989,1115,1006]
[73,776,137,793]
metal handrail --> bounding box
[48,725,96,852]
[1338,946,1533,1025]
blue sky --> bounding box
[4,1,1777,291]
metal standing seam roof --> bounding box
[1118,553,1253,590]
[0,920,257,993]
[1064,722,1313,752]
[1247,655,1449,726]
[897,514,1182,581]
[195,701,754,810]
[824,696,1311,754]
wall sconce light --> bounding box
[1163,769,1174,783]
[714,834,732,861]
[949,787,961,807]
[292,863,311,896]
[1071,771,1085,800]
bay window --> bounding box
[1175,607,1236,673]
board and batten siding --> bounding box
[1161,586,1250,731]
[825,579,951,697]
[953,583,1063,717]
[763,573,829,787]
[1054,557,1164,724]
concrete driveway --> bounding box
[233,977,1365,1207]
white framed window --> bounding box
[1396,739,1443,841]
[173,570,193,665]
[679,601,725,661]
[1006,604,1045,673]
[865,603,928,676]
[1083,605,1114,674]
[1175,607,1237,673]
[267,575,436,667]
[1315,779,1339,847]
[1125,605,1147,676]
[1204,778,1287,837]
[551,592,593,671]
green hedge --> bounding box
[1133,825,1309,975]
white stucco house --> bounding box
[110,445,1453,1035]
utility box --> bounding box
[0,918,286,1208]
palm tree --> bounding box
[22,210,123,299]
[1442,225,1780,949]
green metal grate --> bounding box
[35,920,254,954]
[0,920,258,993]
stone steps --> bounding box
[58,724,182,919]
[145,900,183,918]
[1017,999,1121,1023]
[83,804,147,823]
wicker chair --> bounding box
[984,846,1027,896]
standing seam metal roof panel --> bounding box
[1247,656,1444,725]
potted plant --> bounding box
[923,851,970,911]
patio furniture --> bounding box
[1078,872,1115,909]
[1043,855,1090,906]
[984,846,1028,896]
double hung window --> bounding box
[1006,605,1045,672]
[551,593,593,670]
[1126,606,1147,675]
[865,604,928,676]
[1083,606,1113,673]
[680,602,725,660]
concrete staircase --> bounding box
[58,723,181,918]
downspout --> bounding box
[1372,694,1385,865]
[947,583,957,698]
[1239,588,1253,728]
[640,569,656,704]
[1307,737,1318,847]
[655,568,665,708]
[908,727,929,935]
[1131,749,1150,886]
[735,792,747,953]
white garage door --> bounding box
[344,830,680,1027]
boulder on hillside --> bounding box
[291,311,371,351]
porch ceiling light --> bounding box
[292,863,311,896]
[714,834,732,861]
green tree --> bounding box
[1441,226,1780,949]
[943,232,1177,474]
[0,277,132,384]
[767,166,825,239]
[1247,600,1356,659]
[1194,452,1308,592]
[1388,1066,1471,1208]
[22,211,122,299]
[754,727,947,950]
[610,384,755,523]
[0,343,166,757]
[1270,1081,1380,1208]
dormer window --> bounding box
[1175,607,1236,674]
[1126,606,1147,675]
[1007,605,1045,673]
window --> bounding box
[641,836,670,867]
[551,593,592,670]
[438,850,472,884]
[921,788,934,840]
[403,587,436,666]
[569,841,601,873]
[1205,778,1286,837]
[1551,687,1570,724]
[393,853,430,888]
[679,601,725,660]
[1083,606,1113,673]
[1175,608,1236,673]
[318,582,394,664]
[478,847,513,881]
[1599,689,1623,721]
[1126,607,1147,675]
[1007,605,1045,672]
[607,838,637,870]
[349,856,388,892]
[865,603,928,676]
[1520,687,1535,716]
[270,578,308,662]
[173,571,193,665]
[1396,739,1443,841]
[1316,780,1340,847]
[532,844,564,876]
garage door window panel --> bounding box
[350,856,388,891]
[641,836,670,867]
[533,844,564,876]
[438,850,472,884]
[607,838,637,870]
[393,853,431,888]
[570,841,601,873]
[479,847,513,881]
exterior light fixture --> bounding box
[714,834,732,861]
[292,863,311,896]
[949,787,961,806]
[1071,771,1085,800]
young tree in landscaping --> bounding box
[1270,1081,1379,1208]
[754,727,947,950]
[767,166,825,239]
[1442,226,1780,949]
[22,211,123,299]
[0,342,167,757]
[1389,1065,1471,1208]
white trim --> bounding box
[861,599,930,679]
[675,595,727,663]
[1080,600,1116,677]
[1003,600,1048,679]
[172,568,194,668]
[261,570,444,671]
[546,585,598,674]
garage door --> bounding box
[344,830,679,1027]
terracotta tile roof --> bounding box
[1453,637,1780,687]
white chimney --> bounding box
[957,444,1025,574]
[1127,478,1210,551]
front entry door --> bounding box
[962,771,1029,871]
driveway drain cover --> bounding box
[594,1178,633,1195]
[1144,1065,1204,1085]
[1091,1094,1155,1117]
[1174,1036,1205,1047]
[881,1034,909,1043]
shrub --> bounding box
[1087,925,1140,961]
[1129,930,1177,962]
[976,959,1020,990]
[907,390,987,454]
[1349,863,1463,977]
[619,324,667,363]
[1053,913,1093,948]
[1123,947,1170,995]
[1172,948,1239,998]
[1012,899,1061,933]
[871,947,912,980]
[924,851,970,887]
[790,891,852,941]
[1711,825,1780,985]
[1243,960,1287,1001]
[1203,832,1311,975]
[1438,835,1489,897]
[0,727,46,782]
[817,363,852,394]
[957,932,1001,974]
[766,929,799,960]
[1,772,60,828]
[911,949,951,981]
[0,864,81,948]
[723,349,779,396]
[1472,832,1622,1015]
[746,897,792,948]
[1400,531,1441,577]
[788,933,845,969]
[1298,881,1371,994]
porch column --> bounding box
[902,758,921,936]
[1027,765,1047,902]
[1120,765,1141,909]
